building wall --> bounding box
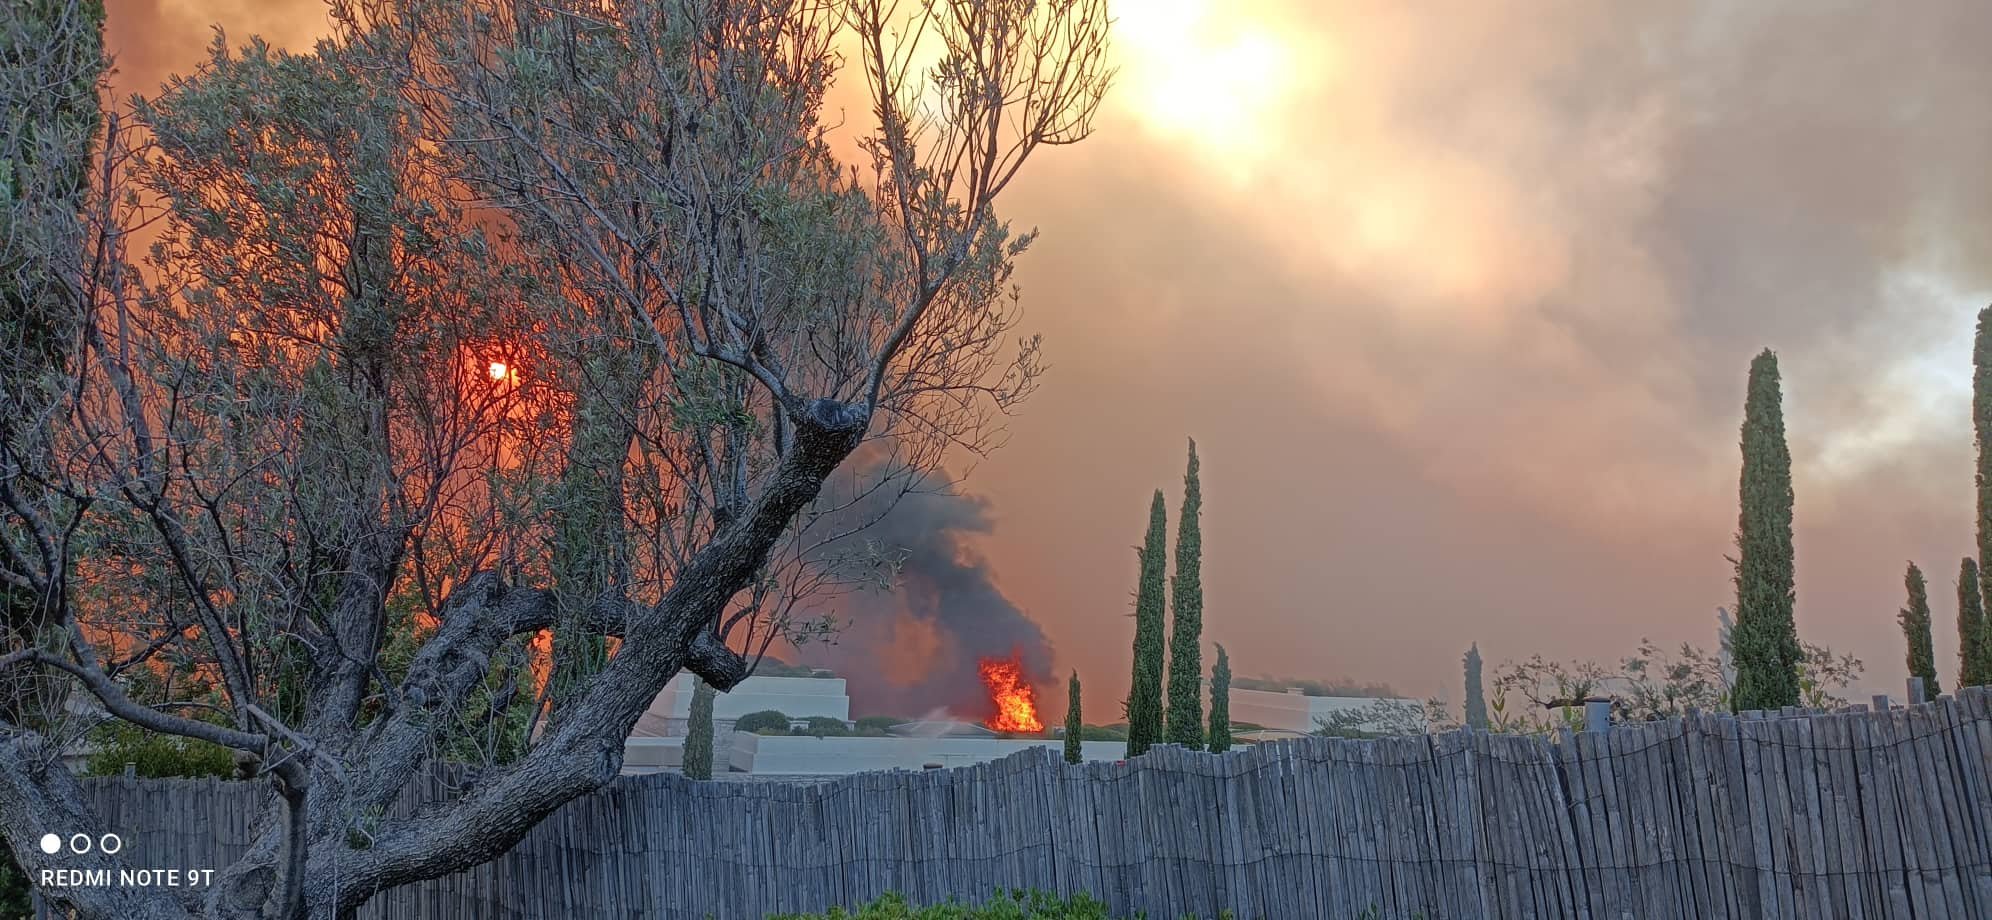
[622,732,739,775]
[1228,688,1425,734]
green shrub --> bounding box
[85,721,238,779]
[801,717,852,737]
[732,710,791,735]
[752,659,831,678]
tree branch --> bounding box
[10,645,267,753]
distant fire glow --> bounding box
[488,361,509,381]
[978,654,1043,733]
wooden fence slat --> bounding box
[59,702,1992,920]
[1882,706,1941,919]
[1953,691,1992,909]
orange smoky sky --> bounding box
[104,0,1992,711]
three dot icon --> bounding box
[37,833,120,855]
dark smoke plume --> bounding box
[792,458,1055,724]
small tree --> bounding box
[1492,638,1864,732]
[683,678,716,780]
[1463,643,1489,730]
[1064,672,1083,764]
[1731,349,1802,710]
[1164,440,1205,749]
[1207,645,1233,753]
[1961,558,1989,688]
[1125,490,1169,757]
[1898,563,1940,697]
[1314,699,1430,738]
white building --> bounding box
[631,672,850,737]
[622,679,1135,776]
[726,734,1126,775]
[1228,687,1426,735]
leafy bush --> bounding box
[732,710,792,735]
[85,721,238,779]
[800,717,852,737]
[751,659,833,678]
[1313,699,1432,739]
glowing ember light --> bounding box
[978,654,1043,733]
[488,361,510,381]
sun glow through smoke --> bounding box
[1109,0,1310,178]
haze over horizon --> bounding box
[104,0,1992,712]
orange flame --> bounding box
[978,654,1043,733]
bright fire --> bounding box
[978,654,1043,733]
[488,361,510,381]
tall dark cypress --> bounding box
[1125,490,1169,757]
[1960,558,1988,688]
[1463,643,1489,730]
[1207,644,1233,754]
[1165,440,1205,749]
[682,677,716,780]
[1731,349,1802,711]
[1898,562,1940,697]
[1064,672,1084,765]
[1975,306,1992,674]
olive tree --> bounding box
[0,2,1111,918]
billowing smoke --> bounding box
[791,458,1055,724]
[110,0,1992,706]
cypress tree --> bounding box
[1126,490,1169,757]
[1961,558,1989,688]
[1165,439,1205,749]
[682,677,716,780]
[1898,562,1940,697]
[1464,643,1489,730]
[1207,644,1233,753]
[1065,672,1083,765]
[1730,349,1802,711]
[1977,308,1992,609]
